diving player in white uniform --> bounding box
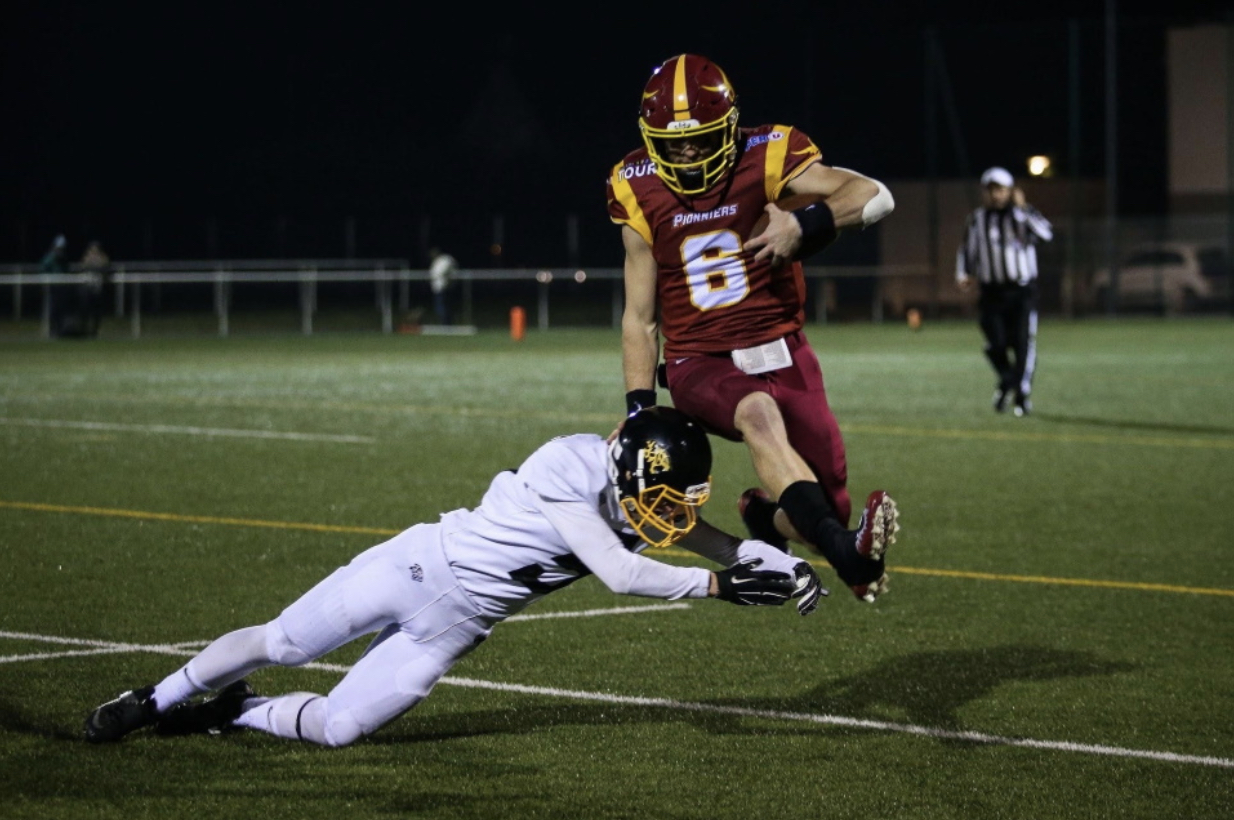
[85,408,825,747]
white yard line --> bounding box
[0,648,133,663]
[442,677,1234,770]
[0,417,375,444]
[4,626,1231,770]
[506,603,691,621]
[0,631,214,662]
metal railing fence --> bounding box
[0,261,940,339]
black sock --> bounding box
[776,481,850,565]
[777,481,882,585]
[742,493,784,548]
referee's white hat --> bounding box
[981,166,1014,187]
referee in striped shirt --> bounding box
[956,166,1053,417]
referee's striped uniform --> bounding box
[957,206,1053,288]
[955,171,1053,416]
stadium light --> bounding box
[1027,155,1053,177]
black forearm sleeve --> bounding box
[625,389,657,416]
[791,202,839,261]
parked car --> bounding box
[1090,242,1227,313]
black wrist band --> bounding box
[791,202,838,260]
[625,389,657,416]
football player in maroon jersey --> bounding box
[606,53,900,602]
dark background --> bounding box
[2,1,1228,267]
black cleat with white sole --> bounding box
[155,680,257,737]
[84,685,158,743]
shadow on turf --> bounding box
[777,644,1137,734]
[1032,412,1234,437]
[361,644,1136,746]
[0,700,82,743]
[15,645,1132,754]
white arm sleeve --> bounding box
[831,166,895,227]
[539,499,711,600]
[860,177,895,227]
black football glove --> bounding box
[791,561,827,616]
[714,559,795,606]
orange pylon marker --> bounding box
[510,306,526,341]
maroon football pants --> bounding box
[664,330,852,526]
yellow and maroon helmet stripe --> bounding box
[668,54,734,122]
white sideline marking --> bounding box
[6,628,1232,769]
[0,605,686,666]
[0,631,213,664]
[0,417,375,444]
[441,677,1234,769]
[1,648,131,663]
[506,603,691,621]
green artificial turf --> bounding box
[1,317,1232,819]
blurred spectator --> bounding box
[428,246,457,325]
[40,234,76,338]
[81,239,110,273]
[78,240,112,336]
[40,234,68,274]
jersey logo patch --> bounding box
[409,564,424,582]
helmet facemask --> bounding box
[640,110,739,196]
[617,470,711,548]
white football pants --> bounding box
[168,522,493,747]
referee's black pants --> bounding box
[978,282,1038,400]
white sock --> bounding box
[151,625,276,713]
[234,692,329,745]
[152,665,207,714]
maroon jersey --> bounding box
[606,124,823,358]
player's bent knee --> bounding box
[322,711,366,748]
[734,392,784,438]
[265,620,313,667]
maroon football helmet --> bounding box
[638,54,740,196]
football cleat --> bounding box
[737,487,788,552]
[84,685,158,743]
[992,388,1010,413]
[847,491,900,602]
[854,490,898,561]
[1013,395,1032,417]
[155,679,257,737]
[849,572,889,604]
